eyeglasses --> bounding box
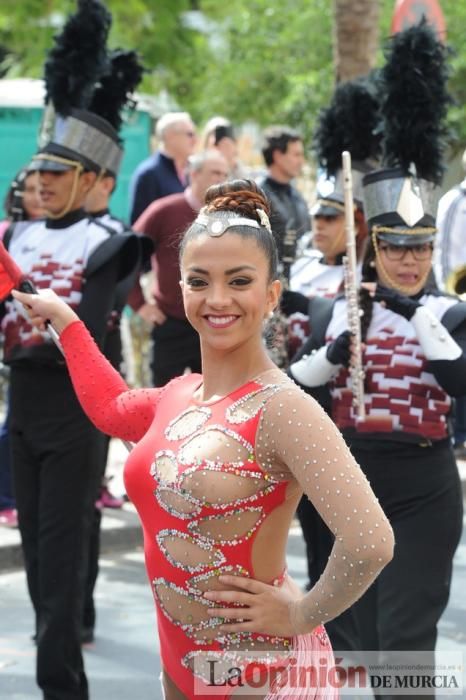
[378,243,433,261]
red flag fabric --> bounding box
[0,240,23,301]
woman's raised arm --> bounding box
[12,289,160,442]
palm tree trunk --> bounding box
[333,0,381,82]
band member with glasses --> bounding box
[289,170,466,669]
[288,22,465,686]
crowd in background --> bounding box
[1,102,466,699]
[2,108,466,521]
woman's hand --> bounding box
[361,282,420,320]
[203,573,305,637]
[12,289,79,334]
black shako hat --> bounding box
[362,20,451,246]
[30,109,122,175]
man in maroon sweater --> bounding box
[130,149,229,385]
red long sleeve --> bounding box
[60,320,160,442]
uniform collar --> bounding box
[45,208,88,229]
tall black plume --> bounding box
[378,19,452,185]
[89,50,145,132]
[313,75,382,177]
[44,0,112,115]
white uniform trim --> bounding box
[411,306,462,361]
[289,345,340,388]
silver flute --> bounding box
[342,151,366,421]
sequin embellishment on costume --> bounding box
[187,565,250,595]
[187,506,265,544]
[156,529,226,572]
[226,385,281,424]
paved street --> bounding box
[1,516,466,699]
[3,522,310,700]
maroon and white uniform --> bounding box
[288,251,361,358]
[2,212,139,364]
[327,294,457,440]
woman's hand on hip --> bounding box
[203,573,305,637]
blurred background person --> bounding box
[257,126,311,367]
[129,149,229,386]
[434,146,466,458]
[201,115,243,177]
[129,111,197,224]
[0,168,44,238]
[257,125,311,283]
[0,165,45,529]
[283,77,380,359]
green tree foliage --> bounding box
[0,0,464,151]
[439,0,466,153]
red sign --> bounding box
[391,0,446,39]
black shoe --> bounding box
[81,626,95,645]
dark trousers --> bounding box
[82,433,110,632]
[453,395,466,445]
[151,316,201,387]
[83,329,122,633]
[298,440,463,700]
[10,366,102,700]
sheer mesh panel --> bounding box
[181,467,273,508]
[165,407,212,441]
[178,426,253,466]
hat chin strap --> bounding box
[32,154,98,220]
[45,164,84,220]
[371,230,431,296]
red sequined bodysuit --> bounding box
[61,321,393,699]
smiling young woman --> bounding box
[12,179,393,700]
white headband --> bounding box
[195,208,272,237]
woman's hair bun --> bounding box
[204,179,270,222]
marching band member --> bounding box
[284,78,379,358]
[289,22,465,686]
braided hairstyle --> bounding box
[3,167,37,222]
[180,179,279,281]
[359,238,377,342]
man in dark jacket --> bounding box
[257,126,311,282]
[129,112,197,224]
